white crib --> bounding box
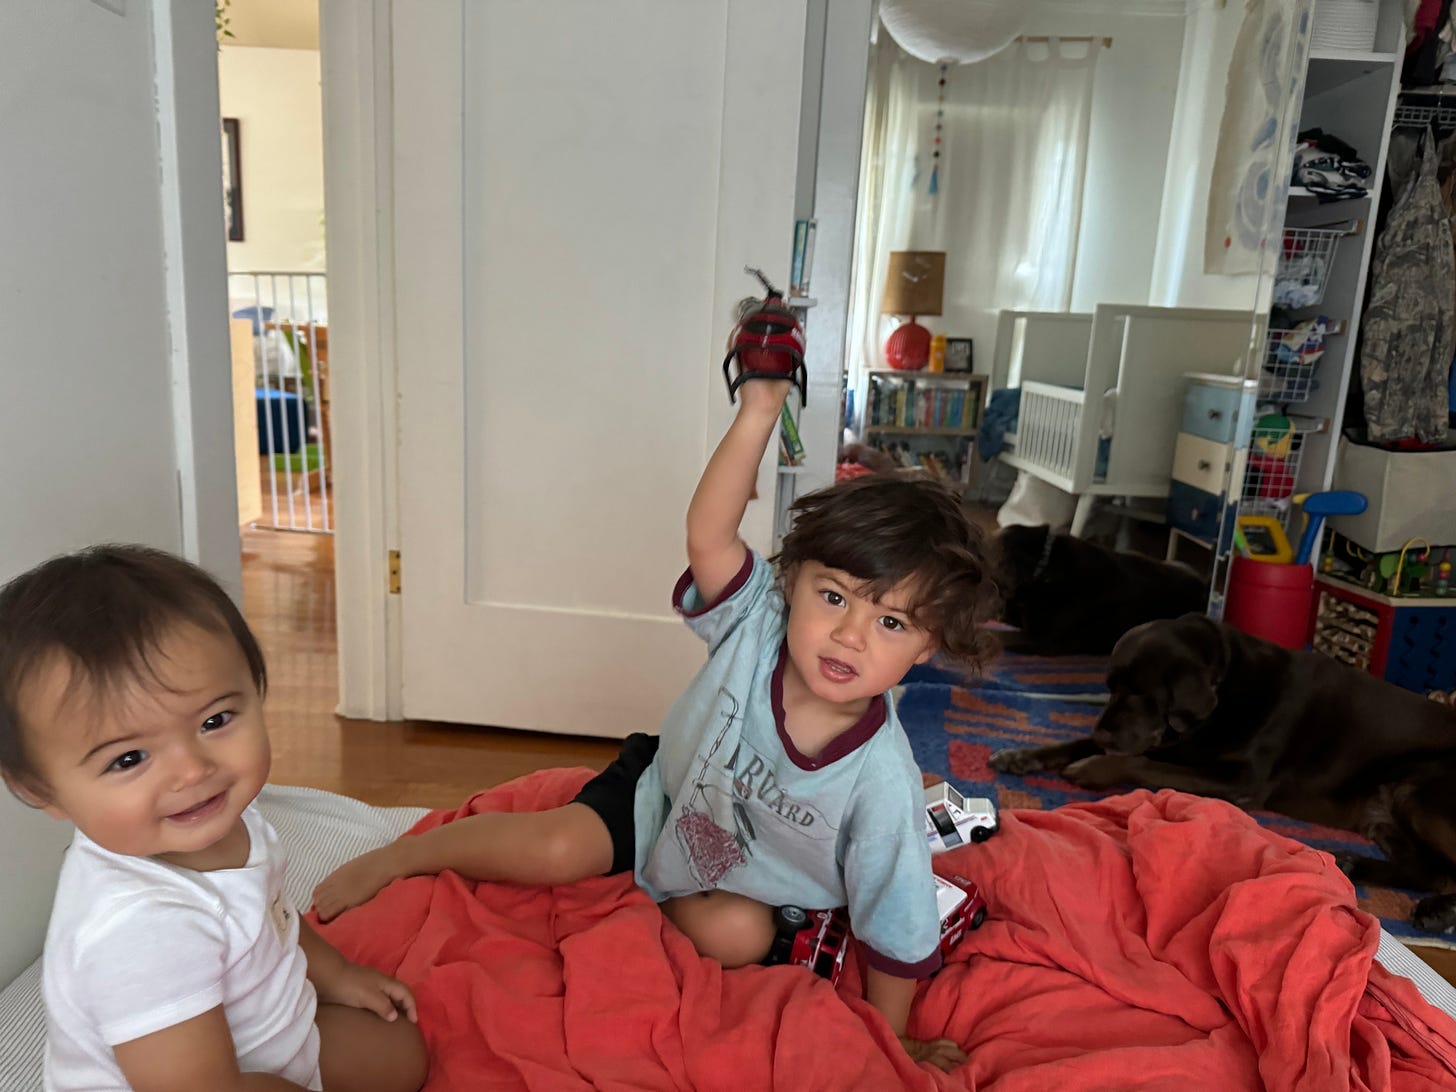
[993,304,1256,537]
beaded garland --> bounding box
[929,62,947,195]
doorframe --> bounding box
[796,0,874,493]
[156,0,244,595]
[320,0,402,720]
[320,0,873,722]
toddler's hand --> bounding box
[900,1035,967,1073]
[319,962,418,1024]
[737,377,793,414]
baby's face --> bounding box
[16,624,270,870]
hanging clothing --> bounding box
[1360,128,1455,443]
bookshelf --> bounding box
[863,370,986,485]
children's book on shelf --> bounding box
[866,378,973,431]
[779,403,805,466]
[870,438,968,482]
[790,219,817,296]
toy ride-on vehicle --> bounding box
[924,782,999,852]
[765,874,989,986]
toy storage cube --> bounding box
[1311,575,1456,694]
[1328,438,1456,552]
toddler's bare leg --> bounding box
[313,802,614,921]
[661,890,777,967]
[316,1003,427,1092]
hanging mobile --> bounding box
[722,266,808,405]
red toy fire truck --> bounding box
[766,873,988,985]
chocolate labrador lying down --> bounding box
[989,613,1456,933]
[993,524,1208,655]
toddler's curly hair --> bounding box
[772,475,999,674]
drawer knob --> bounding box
[1197,459,1212,471]
[1207,409,1223,420]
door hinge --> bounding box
[388,549,402,595]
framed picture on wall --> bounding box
[944,337,973,373]
[222,118,244,242]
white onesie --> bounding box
[41,805,321,1091]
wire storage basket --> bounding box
[1274,227,1347,308]
[1258,326,1325,404]
[1241,422,1305,516]
[1393,100,1456,128]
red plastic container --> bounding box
[1223,556,1314,650]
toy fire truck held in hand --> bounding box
[765,874,988,986]
[722,266,808,405]
[924,782,999,852]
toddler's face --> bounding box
[15,624,270,870]
[783,561,937,707]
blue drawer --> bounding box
[1181,382,1243,443]
[1167,480,1234,552]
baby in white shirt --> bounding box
[0,545,428,1092]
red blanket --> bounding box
[314,769,1456,1090]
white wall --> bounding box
[1149,0,1268,311]
[218,45,327,274]
[1064,10,1186,310]
[0,0,238,986]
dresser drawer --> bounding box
[1166,479,1230,544]
[1176,375,1257,445]
[1181,379,1250,444]
[1172,432,1237,495]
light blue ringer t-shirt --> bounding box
[632,551,941,977]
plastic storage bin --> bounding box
[1223,557,1315,650]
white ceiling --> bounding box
[223,0,1188,55]
[222,0,319,51]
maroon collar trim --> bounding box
[771,642,887,771]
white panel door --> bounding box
[393,1,807,736]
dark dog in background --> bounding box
[992,524,1208,655]
[989,613,1456,933]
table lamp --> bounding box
[881,251,945,370]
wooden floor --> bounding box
[240,526,1456,987]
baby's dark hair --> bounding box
[0,544,266,789]
[772,475,998,672]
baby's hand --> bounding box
[318,962,418,1024]
[899,1035,967,1073]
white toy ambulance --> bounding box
[924,782,998,852]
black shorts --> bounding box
[571,732,660,876]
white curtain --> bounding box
[848,36,1100,386]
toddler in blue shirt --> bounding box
[316,377,997,1071]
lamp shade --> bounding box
[879,0,1025,65]
[881,251,945,316]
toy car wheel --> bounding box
[774,905,808,932]
[970,906,987,929]
[970,825,993,843]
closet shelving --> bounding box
[1241,5,1404,537]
